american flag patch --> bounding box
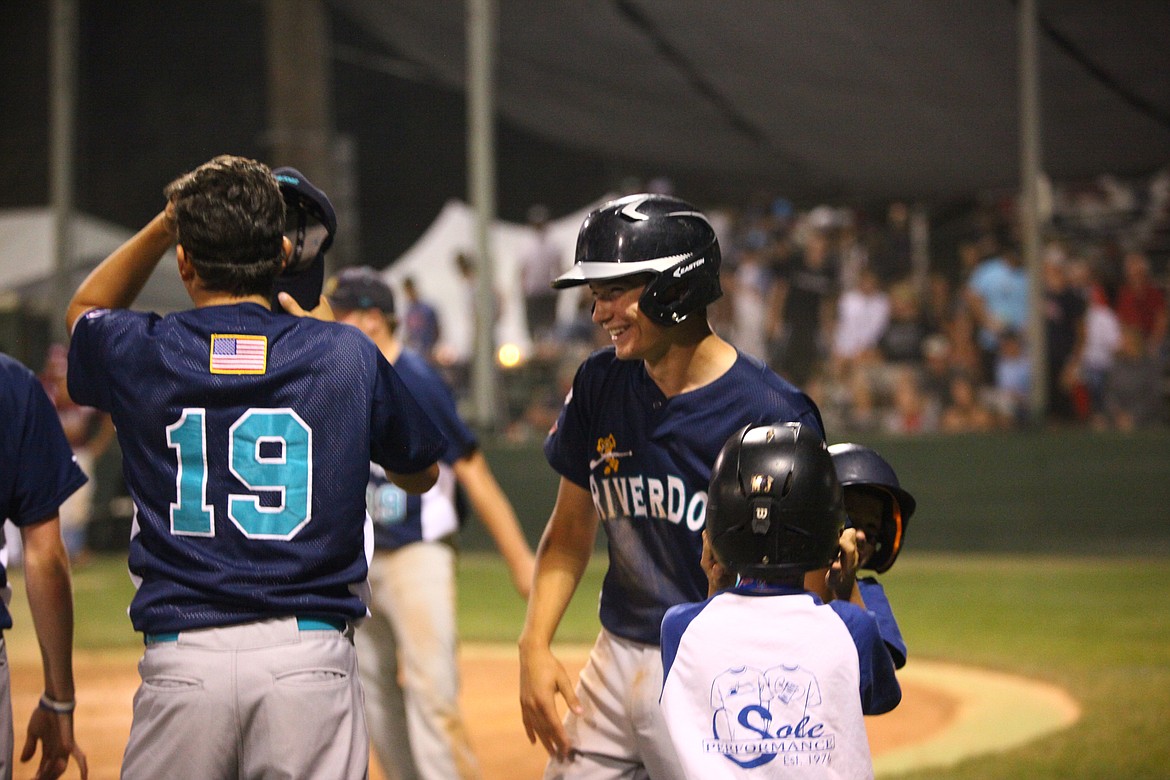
[210,334,267,374]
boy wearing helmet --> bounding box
[519,194,825,778]
[660,423,901,780]
[828,443,917,669]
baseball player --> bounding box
[327,267,535,780]
[660,423,901,780]
[64,155,446,780]
[829,442,917,669]
[518,193,825,779]
[1,351,88,780]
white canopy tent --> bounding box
[379,197,602,362]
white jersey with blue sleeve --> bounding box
[545,347,825,644]
[660,586,901,779]
[67,304,447,635]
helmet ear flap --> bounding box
[637,249,723,326]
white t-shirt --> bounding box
[660,586,900,779]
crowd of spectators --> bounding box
[498,168,1169,440]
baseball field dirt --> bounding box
[7,643,1078,779]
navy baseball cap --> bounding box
[327,266,396,314]
[272,166,336,311]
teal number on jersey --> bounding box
[166,409,215,535]
[367,480,408,526]
[167,408,313,539]
[229,409,312,539]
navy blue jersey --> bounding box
[545,347,824,644]
[365,348,477,550]
[68,304,446,634]
[0,353,87,630]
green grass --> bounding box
[455,551,608,645]
[9,551,1170,778]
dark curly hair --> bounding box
[164,155,286,297]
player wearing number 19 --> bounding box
[65,155,446,780]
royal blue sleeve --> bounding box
[659,598,711,695]
[831,600,902,715]
[858,578,907,669]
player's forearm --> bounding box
[519,490,598,649]
[21,522,77,701]
[519,559,584,652]
[66,211,176,332]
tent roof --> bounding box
[334,0,1170,202]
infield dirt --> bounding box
[8,644,1076,779]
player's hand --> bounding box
[161,200,178,241]
[826,527,861,603]
[277,292,335,321]
[519,643,582,762]
[21,708,89,780]
[701,530,733,597]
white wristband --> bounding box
[38,694,76,714]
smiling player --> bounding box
[518,193,825,778]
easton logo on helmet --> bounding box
[673,257,706,278]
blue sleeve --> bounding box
[66,308,118,411]
[831,601,902,715]
[2,358,87,527]
[660,598,712,694]
[858,578,907,669]
[370,350,448,474]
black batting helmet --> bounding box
[706,422,845,578]
[552,193,722,326]
[828,443,916,574]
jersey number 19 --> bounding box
[167,407,312,540]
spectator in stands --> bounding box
[834,219,869,293]
[922,271,956,342]
[1115,249,1167,361]
[831,268,890,378]
[1042,253,1087,423]
[941,371,998,433]
[879,280,929,366]
[883,367,939,435]
[1105,324,1164,431]
[919,333,956,411]
[991,329,1032,428]
[964,235,1029,383]
[870,201,914,285]
[768,227,837,386]
[1079,281,1122,430]
[726,238,771,361]
[840,366,883,435]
